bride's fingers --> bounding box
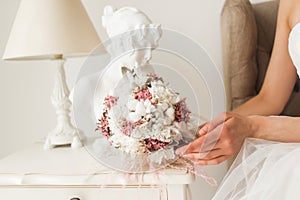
[208,112,233,132]
[182,137,230,160]
[182,136,206,154]
[184,126,222,154]
[175,145,190,156]
[183,148,221,160]
[197,122,209,137]
[196,112,230,138]
[199,125,224,152]
[196,155,230,165]
[183,115,231,154]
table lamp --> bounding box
[3,0,101,149]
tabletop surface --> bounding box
[0,143,195,186]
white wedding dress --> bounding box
[212,24,300,200]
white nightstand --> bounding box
[0,143,194,200]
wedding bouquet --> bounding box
[96,67,196,165]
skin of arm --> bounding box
[251,115,300,143]
[179,0,300,165]
[233,0,297,116]
[181,113,300,165]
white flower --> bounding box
[161,102,169,111]
[148,148,176,164]
[108,132,145,154]
[144,99,154,113]
[128,100,153,122]
[127,98,139,111]
[129,112,141,122]
[165,107,175,118]
[135,101,146,116]
[149,81,179,104]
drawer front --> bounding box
[0,187,162,200]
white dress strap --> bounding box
[288,23,300,76]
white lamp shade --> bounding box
[3,0,101,60]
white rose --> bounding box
[135,101,146,116]
[163,118,172,126]
[165,107,175,118]
[161,102,169,111]
[129,112,141,122]
[127,98,139,110]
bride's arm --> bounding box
[251,115,300,142]
[232,0,297,116]
[181,113,300,165]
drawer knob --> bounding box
[70,198,80,200]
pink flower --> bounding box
[144,138,170,152]
[96,111,111,138]
[174,98,191,123]
[104,96,119,110]
[134,89,152,101]
[120,120,136,136]
[134,119,144,126]
[96,96,119,137]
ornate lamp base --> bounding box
[44,124,82,149]
[44,55,83,150]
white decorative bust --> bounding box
[93,5,162,120]
[102,5,162,67]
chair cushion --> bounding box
[221,0,258,110]
[252,1,278,92]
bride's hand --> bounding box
[179,112,257,165]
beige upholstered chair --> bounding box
[221,0,300,116]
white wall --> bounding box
[0,0,266,199]
[0,0,57,157]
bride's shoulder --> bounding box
[279,0,300,29]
